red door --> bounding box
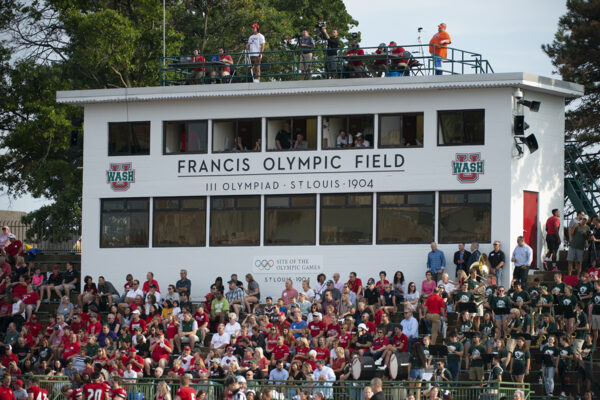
[523,191,538,268]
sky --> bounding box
[0,0,568,213]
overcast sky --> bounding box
[0,0,568,213]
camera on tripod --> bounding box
[315,20,327,30]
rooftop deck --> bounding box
[160,44,494,85]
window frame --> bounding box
[437,190,492,244]
[108,121,151,156]
[321,114,375,150]
[100,197,150,248]
[211,118,262,153]
[266,116,318,152]
[152,196,207,247]
[376,191,435,244]
[378,112,424,148]
[209,195,261,247]
[319,193,373,246]
[162,119,209,155]
[264,194,316,246]
[437,109,485,147]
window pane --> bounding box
[108,122,150,156]
[210,196,260,246]
[181,198,206,209]
[348,194,372,206]
[377,192,434,244]
[108,123,130,155]
[379,113,424,147]
[439,193,465,204]
[438,110,484,145]
[101,199,149,247]
[131,123,151,154]
[322,115,374,149]
[322,194,346,207]
[439,191,491,243]
[320,194,373,244]
[164,121,208,154]
[153,211,205,247]
[267,117,317,151]
[291,196,315,207]
[155,199,179,210]
[265,195,316,245]
[213,119,261,152]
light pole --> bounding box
[163,0,166,63]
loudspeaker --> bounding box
[513,115,529,135]
[523,134,538,154]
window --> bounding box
[213,119,261,152]
[153,197,206,247]
[439,190,491,243]
[322,115,374,149]
[265,195,316,245]
[438,109,485,145]
[379,113,424,147]
[377,192,434,243]
[267,117,317,151]
[100,198,149,247]
[108,122,150,156]
[321,193,372,245]
[210,196,260,246]
[163,120,208,154]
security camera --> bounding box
[513,88,523,100]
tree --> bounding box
[0,0,358,242]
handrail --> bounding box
[159,44,494,86]
[565,144,600,214]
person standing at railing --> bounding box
[321,28,340,79]
[247,23,265,83]
[428,23,451,75]
[298,29,315,80]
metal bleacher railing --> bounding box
[160,44,494,86]
[33,377,528,400]
[0,221,80,254]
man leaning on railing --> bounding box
[298,29,315,80]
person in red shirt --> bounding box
[68,388,82,400]
[388,41,409,74]
[0,375,14,400]
[344,43,365,78]
[314,337,329,364]
[308,312,325,347]
[86,314,102,336]
[175,375,196,400]
[26,378,48,400]
[347,272,363,296]
[122,348,144,376]
[142,272,160,295]
[209,47,234,81]
[544,209,561,269]
[4,235,23,265]
[145,332,172,375]
[1,346,17,369]
[63,334,81,361]
[189,49,205,85]
[360,313,376,334]
[270,336,289,366]
[370,43,389,77]
[128,310,146,335]
[20,285,40,322]
[109,377,127,400]
[424,287,446,344]
[368,328,390,365]
[82,374,109,400]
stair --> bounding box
[564,144,600,216]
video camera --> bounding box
[316,20,327,30]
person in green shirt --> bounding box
[488,286,511,337]
[491,338,511,370]
[479,311,495,349]
[568,215,591,276]
[445,333,463,383]
[537,313,559,337]
[576,333,594,394]
[457,310,473,354]
[576,273,594,305]
[557,335,573,396]
[560,286,578,336]
[84,335,99,357]
[540,335,559,395]
[431,359,453,383]
[537,286,554,314]
[466,334,486,382]
[211,290,230,324]
[454,283,474,313]
[488,355,503,382]
[575,302,590,339]
[551,272,566,300]
[509,336,530,383]
[509,282,530,307]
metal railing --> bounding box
[31,376,528,400]
[0,221,80,254]
[160,44,494,86]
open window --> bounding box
[212,119,262,152]
[267,117,317,151]
[379,113,424,147]
[163,120,208,154]
[322,115,374,149]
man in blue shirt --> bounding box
[427,242,446,281]
[289,311,307,339]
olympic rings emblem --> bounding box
[255,259,274,270]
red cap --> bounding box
[128,347,137,353]
[389,41,397,46]
[280,312,286,317]
[14,380,23,387]
[227,346,234,351]
[252,23,259,29]
[439,23,447,29]
[184,346,191,351]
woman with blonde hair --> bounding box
[156,381,171,400]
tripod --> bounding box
[230,48,253,83]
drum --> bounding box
[351,356,377,380]
[388,351,410,380]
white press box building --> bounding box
[57,73,583,300]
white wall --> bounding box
[80,85,562,300]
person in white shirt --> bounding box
[313,360,336,398]
[354,132,370,148]
[224,313,241,338]
[210,324,231,357]
[178,346,194,371]
[119,280,144,311]
[220,346,239,370]
[400,310,419,349]
[336,130,353,149]
[246,23,265,82]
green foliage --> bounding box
[542,0,600,145]
[0,0,358,242]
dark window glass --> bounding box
[108,122,150,156]
[210,196,260,246]
[265,195,316,245]
[213,119,262,152]
[379,113,424,147]
[321,193,372,245]
[100,198,149,247]
[267,117,317,151]
[439,190,491,243]
[438,109,484,145]
[164,120,208,154]
[153,197,206,247]
[322,115,374,149]
[377,192,434,244]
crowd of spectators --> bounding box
[0,227,597,400]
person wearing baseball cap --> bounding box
[429,22,451,75]
[247,23,265,82]
[355,323,373,355]
[4,232,23,265]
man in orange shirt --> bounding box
[429,23,451,75]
